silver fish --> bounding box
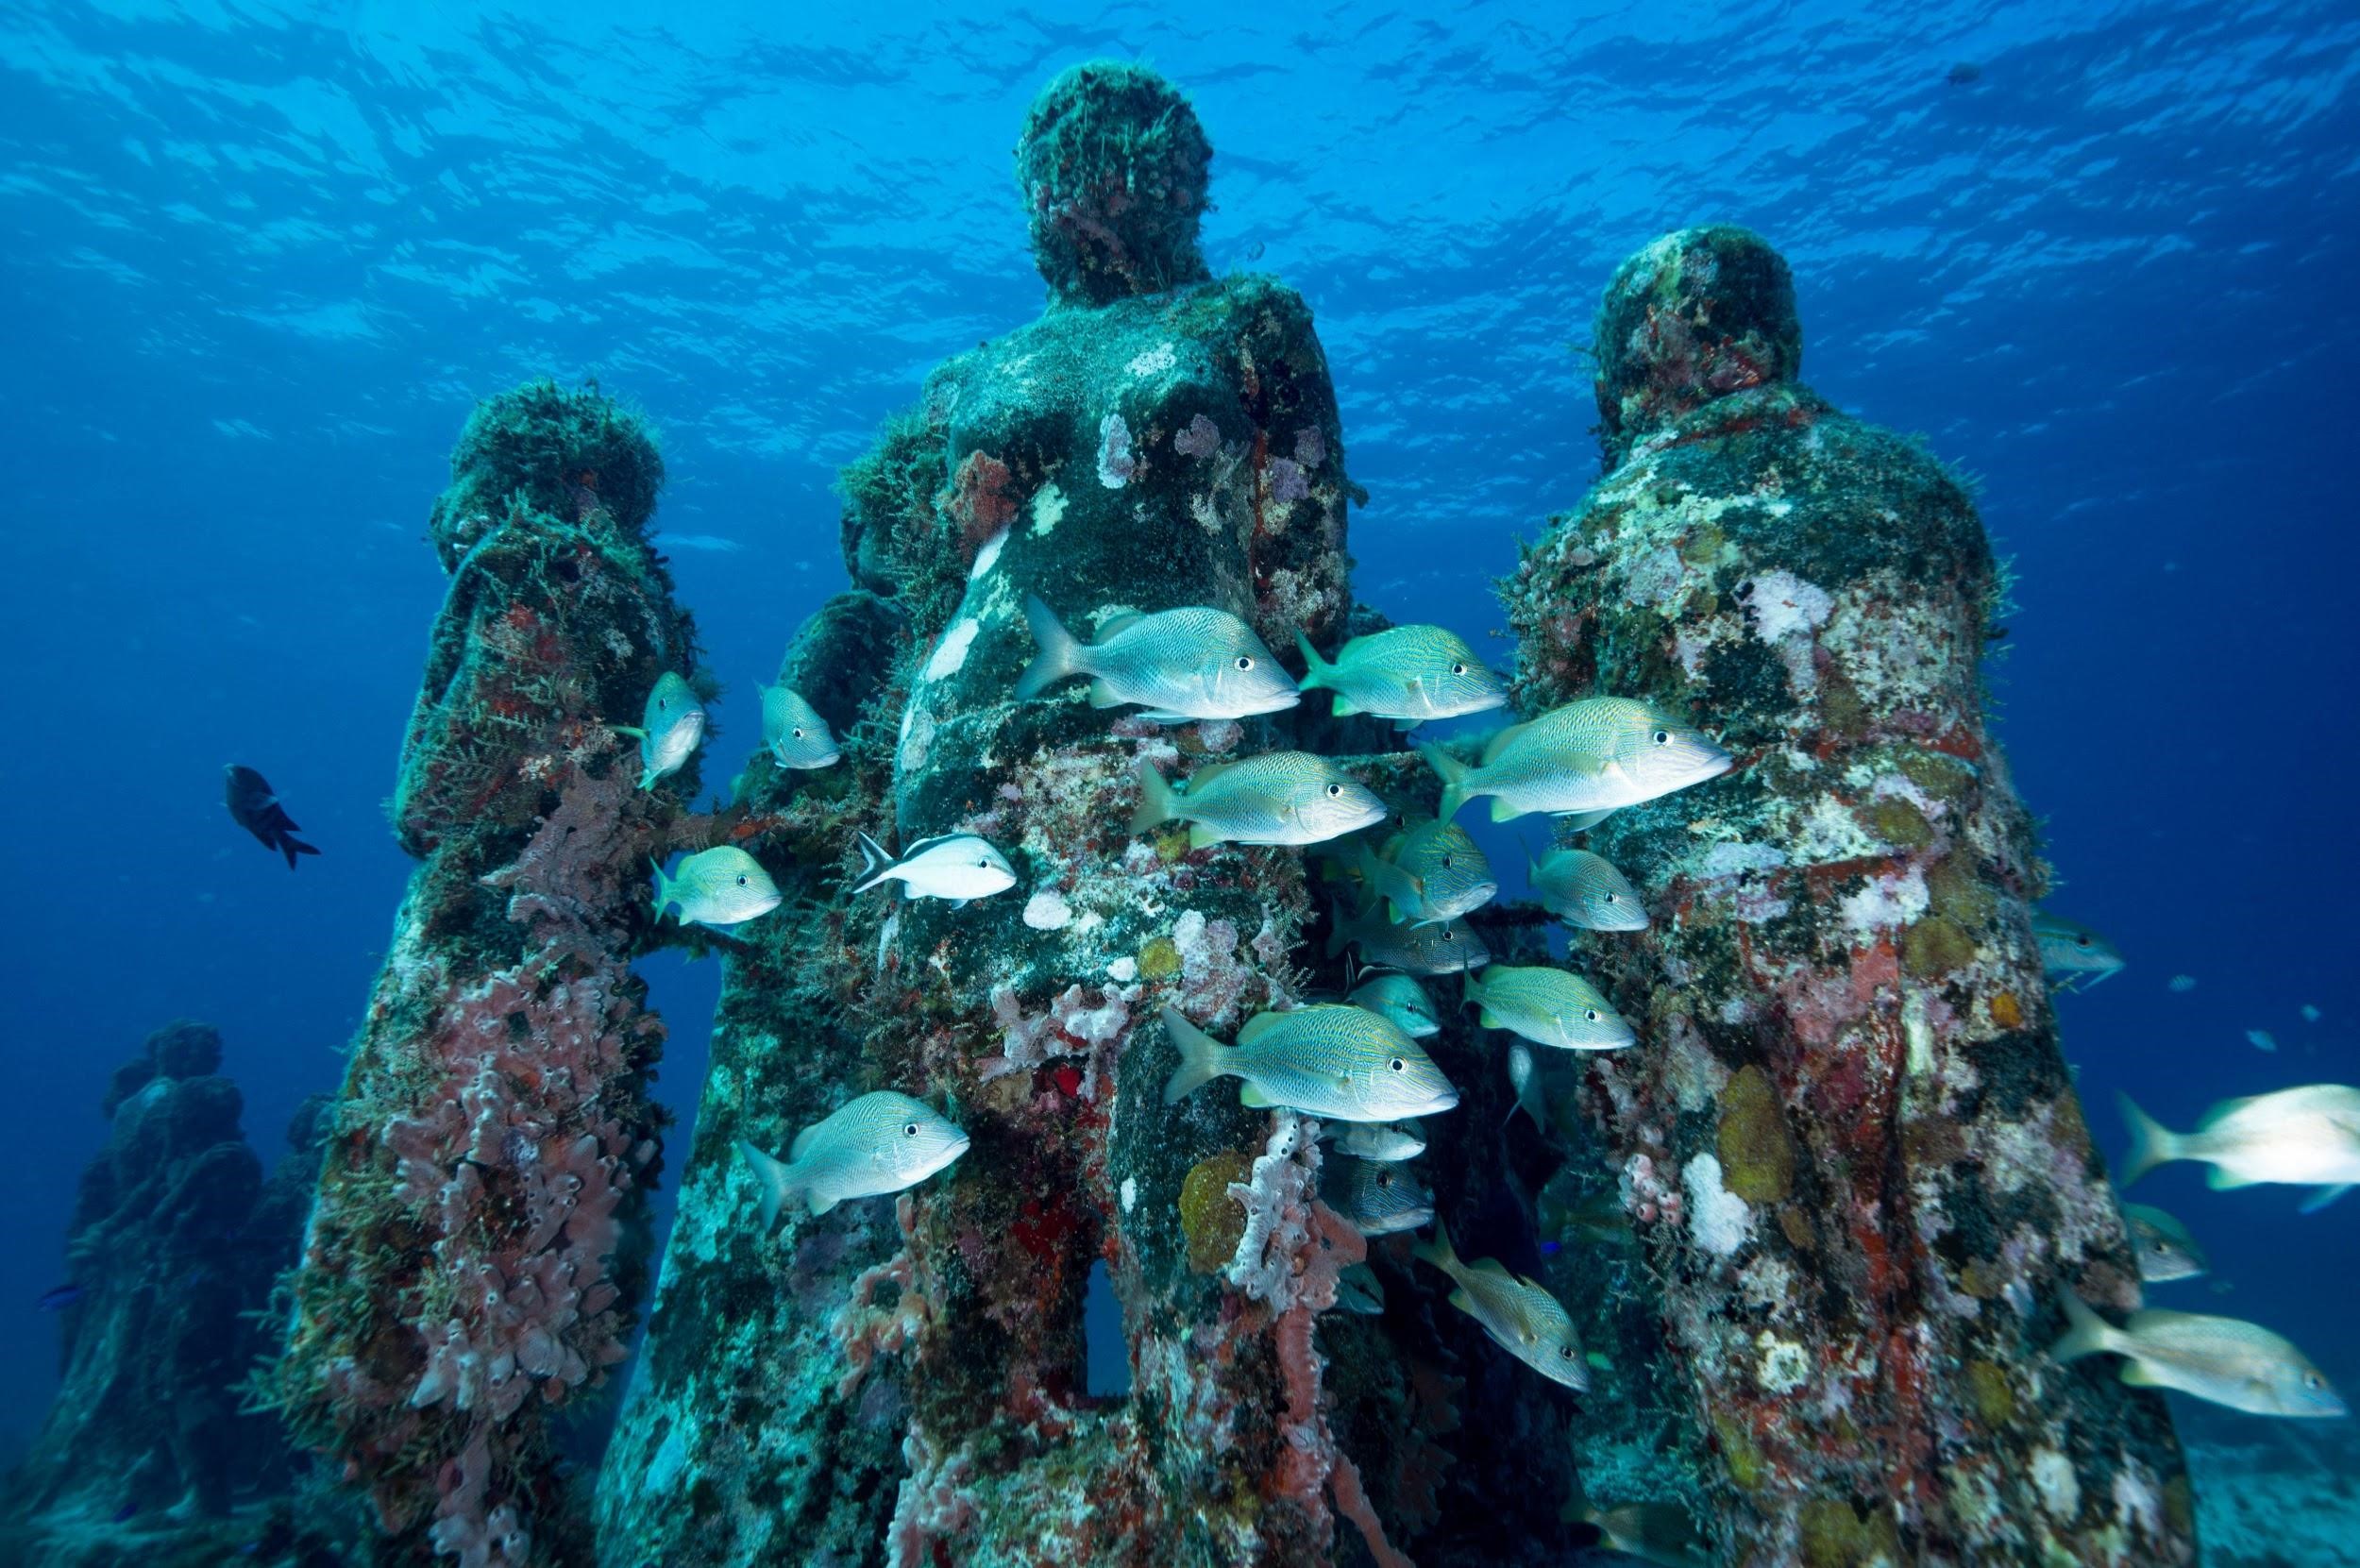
[621,670,705,790]
[1413,1219,1589,1390]
[1422,698,1729,823]
[2121,1202,2209,1284]
[761,684,840,769]
[1318,1121,1428,1160]
[1465,964,1635,1052]
[738,1090,970,1222]
[652,847,782,929]
[1325,902,1490,975]
[1529,845,1648,932]
[1018,597,1298,721]
[1358,820,1497,926]
[2052,1294,2345,1418]
[1133,754,1385,848]
[2033,912,2125,990]
[853,832,1018,902]
[1505,1041,1547,1133]
[1337,1158,1434,1238]
[1585,1502,1711,1567]
[1159,1003,1458,1122]
[2119,1087,2360,1207]
[1347,973,1441,1039]
[1292,625,1508,724]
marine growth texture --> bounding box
[270,383,699,1566]
[599,63,1578,1568]
[1506,226,2197,1565]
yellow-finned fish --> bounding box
[1413,1219,1589,1390]
[737,1090,969,1224]
[1159,1003,1458,1122]
[1347,973,1441,1038]
[1325,902,1490,975]
[761,684,840,769]
[617,670,706,790]
[2051,1294,2345,1417]
[1357,820,1497,926]
[1317,1121,1427,1160]
[1018,597,1298,721]
[652,847,782,930]
[2118,1086,2360,1212]
[1465,964,1635,1052]
[1133,754,1385,849]
[1529,844,1648,932]
[1421,698,1729,823]
[1335,1158,1434,1238]
[1292,624,1508,724]
[2121,1203,2209,1284]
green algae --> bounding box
[1716,1065,1796,1205]
[1178,1151,1256,1274]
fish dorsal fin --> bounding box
[1468,1256,1516,1281]
[2197,1094,2268,1130]
[2123,1308,2207,1334]
[1185,761,1235,792]
[1095,609,1146,642]
[898,833,966,859]
[1478,722,1531,765]
[1238,1012,1287,1046]
[788,1124,820,1162]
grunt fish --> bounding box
[652,847,782,930]
[1325,902,1490,974]
[1159,1003,1458,1122]
[1335,1261,1387,1316]
[1413,1219,1589,1390]
[1465,964,1635,1052]
[616,670,706,790]
[1584,1502,1711,1566]
[1347,973,1441,1039]
[1336,1158,1434,1238]
[2051,1293,2345,1417]
[1133,754,1385,848]
[1292,625,1508,724]
[2121,1202,2209,1285]
[224,765,320,870]
[1421,698,1729,823]
[1529,844,1648,932]
[1318,1121,1428,1161]
[1357,820,1497,926]
[761,684,840,769]
[1018,596,1298,721]
[738,1090,969,1223]
[853,832,1018,902]
[2033,912,2124,990]
[2118,1086,2360,1211]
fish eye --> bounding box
[2075,935,2094,949]
[1375,1171,1393,1188]
[1450,663,1467,676]
[1325,783,1343,798]
[1235,655,1255,670]
[903,1122,919,1137]
[2305,1373,2326,1389]
[1441,855,1454,868]
[1389,1058,1406,1072]
[1651,729,1671,746]
[792,727,804,738]
[1603,892,1619,902]
[977,857,991,868]
[1440,929,1457,942]
[1559,1345,1575,1358]
[735,875,748,886]
[1584,1009,1601,1021]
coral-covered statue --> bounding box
[1507,227,2197,1564]
[269,383,697,1566]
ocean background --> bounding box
[2,0,2354,1534]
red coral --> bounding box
[946,449,1017,556]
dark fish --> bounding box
[1947,61,1984,85]
[37,1283,85,1310]
[225,765,320,869]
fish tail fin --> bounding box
[2116,1092,2181,1187]
[1411,1216,1458,1275]
[612,725,647,740]
[1131,761,1179,835]
[280,834,319,869]
[649,858,675,920]
[737,1140,800,1232]
[852,832,897,894]
[1159,1005,1226,1105]
[1420,742,1474,823]
[2301,1184,2354,1215]
[1357,840,1422,921]
[636,766,659,791]
[1016,595,1084,699]
[2049,1292,2121,1365]
[1292,628,1333,692]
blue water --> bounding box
[3,0,2355,1511]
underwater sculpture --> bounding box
[5,1023,324,1554]
[598,60,1588,1568]
[268,383,700,1565]
[1505,227,2199,1563]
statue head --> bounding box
[1593,226,1803,464]
[1016,61,1214,306]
